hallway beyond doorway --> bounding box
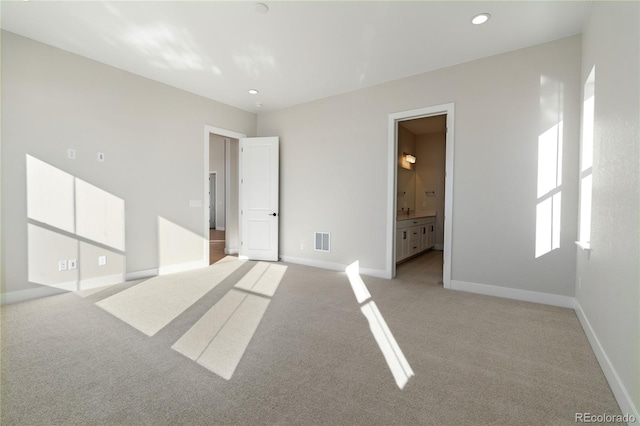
[209,229,225,264]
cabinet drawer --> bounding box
[396,219,415,230]
[408,243,421,255]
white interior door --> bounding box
[239,137,279,261]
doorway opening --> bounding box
[387,104,454,287]
[208,172,226,264]
[204,125,246,265]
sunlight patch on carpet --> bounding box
[96,256,245,336]
[234,262,287,297]
[173,261,287,380]
[346,260,414,389]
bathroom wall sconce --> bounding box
[404,153,416,164]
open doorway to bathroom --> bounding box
[388,103,454,287]
[395,115,446,284]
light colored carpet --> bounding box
[196,290,270,380]
[346,260,414,389]
[96,256,245,336]
[1,251,624,425]
[173,261,287,380]
[234,261,287,297]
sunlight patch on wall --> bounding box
[76,178,125,251]
[578,67,596,247]
[158,216,207,275]
[26,155,126,291]
[28,224,79,291]
[26,155,75,233]
[535,76,564,258]
[346,261,414,389]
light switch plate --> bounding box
[98,255,107,266]
[68,259,77,270]
[97,152,105,162]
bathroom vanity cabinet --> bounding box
[396,214,436,263]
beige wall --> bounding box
[1,31,256,301]
[576,1,639,417]
[258,35,582,296]
[416,132,446,246]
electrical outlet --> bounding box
[68,149,76,159]
[98,255,107,266]
[68,259,77,270]
[58,260,68,271]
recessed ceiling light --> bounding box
[255,103,263,108]
[248,89,259,95]
[471,13,491,25]
[254,3,269,14]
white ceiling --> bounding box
[400,115,447,136]
[1,1,591,114]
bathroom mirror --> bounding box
[397,125,416,214]
[397,164,415,214]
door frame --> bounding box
[203,125,247,264]
[386,103,455,288]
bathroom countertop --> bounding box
[396,211,436,221]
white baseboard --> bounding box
[79,274,126,290]
[225,248,239,255]
[214,227,225,231]
[449,279,575,308]
[574,301,639,425]
[434,244,444,250]
[125,268,158,281]
[280,255,388,279]
[1,285,67,305]
[158,260,208,276]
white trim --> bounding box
[225,138,231,253]
[387,104,455,286]
[450,279,575,309]
[574,301,640,425]
[225,248,239,255]
[158,260,208,276]
[280,255,389,279]
[204,125,247,272]
[125,268,158,281]
[79,274,126,290]
[1,286,68,305]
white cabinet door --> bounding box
[239,137,279,261]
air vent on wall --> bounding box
[314,232,330,252]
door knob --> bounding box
[270,213,277,216]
